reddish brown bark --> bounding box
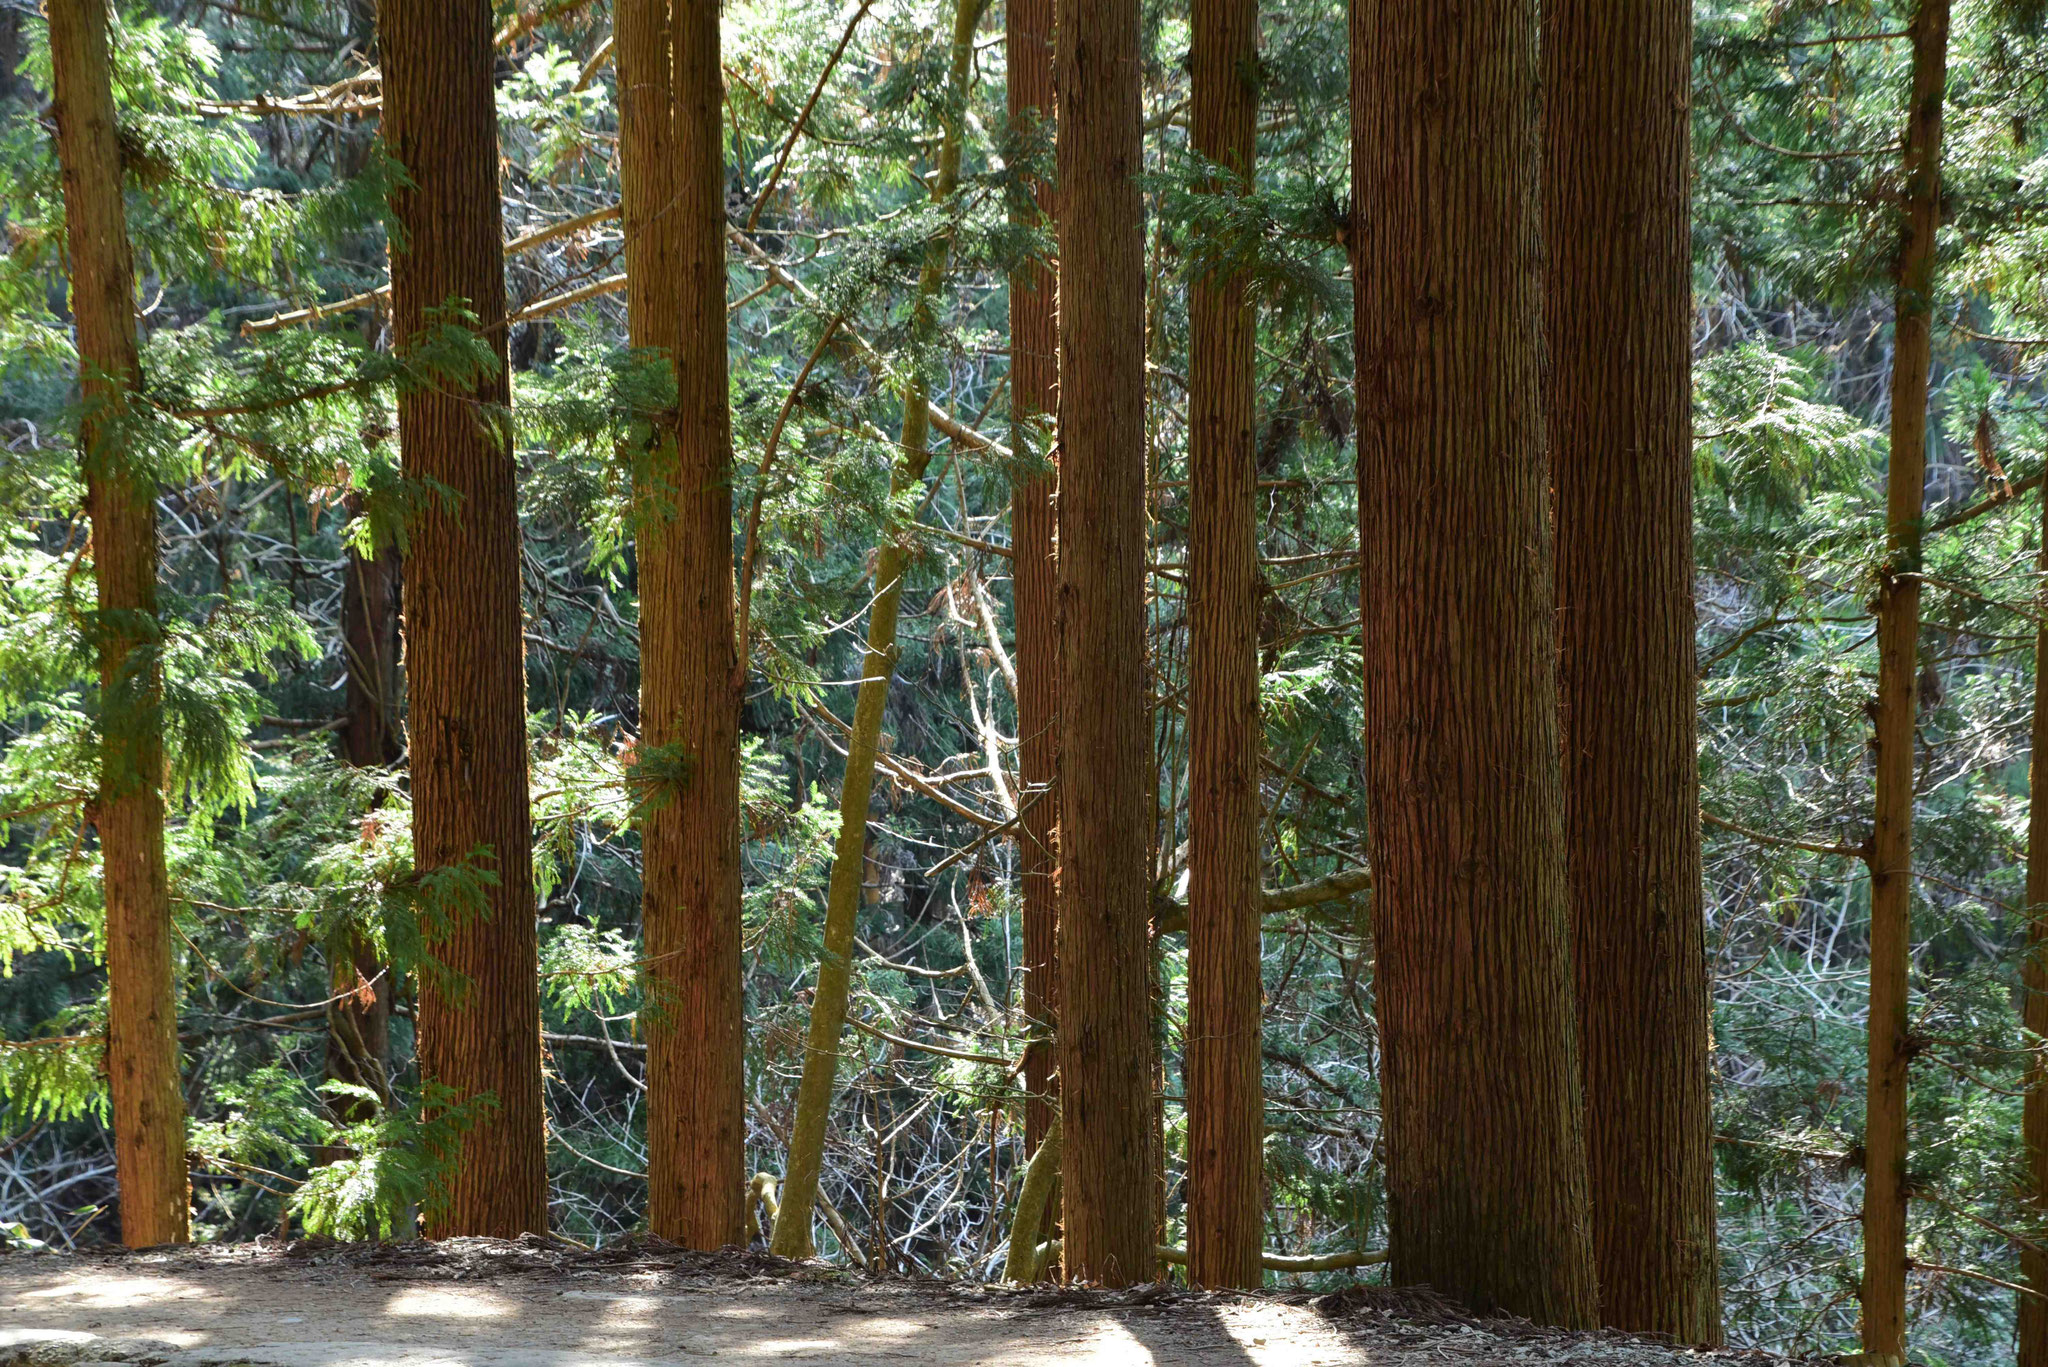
[1544,0,1719,1343]
[2022,487,2048,1367]
[379,0,547,1239]
[618,0,747,1249]
[1055,0,1157,1287]
[1863,2,1951,1360]
[1186,0,1264,1292]
[48,0,189,1250]
[1350,0,1598,1325]
[1006,0,1059,1159]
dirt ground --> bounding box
[0,1238,1812,1367]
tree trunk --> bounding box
[1863,2,1951,1359]
[1008,0,1060,1166]
[2022,487,2048,1367]
[1186,0,1263,1293]
[1350,0,1597,1325]
[1054,0,1157,1287]
[1002,1114,1062,1283]
[618,0,747,1250]
[770,0,985,1258]
[1543,0,1718,1343]
[325,499,401,1145]
[48,0,189,1250]
[379,0,547,1239]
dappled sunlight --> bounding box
[744,1337,847,1356]
[20,1274,206,1307]
[383,1286,521,1320]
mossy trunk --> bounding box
[770,0,986,1258]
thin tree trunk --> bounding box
[325,500,401,1145]
[1350,0,1597,1325]
[379,0,547,1239]
[1054,0,1157,1287]
[618,0,747,1250]
[48,0,188,1250]
[1003,1114,1062,1283]
[2022,486,2048,1367]
[1186,0,1263,1293]
[1863,2,1951,1359]
[1544,0,1718,1343]
[770,0,985,1258]
[1008,0,1060,1166]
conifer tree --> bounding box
[1055,0,1158,1287]
[325,493,399,1142]
[618,0,746,1249]
[378,0,547,1239]
[1544,0,1719,1342]
[1186,0,1264,1292]
[1863,1,1952,1359]
[2023,486,2048,1367]
[771,0,988,1257]
[1350,0,1598,1324]
[48,0,189,1249]
[1008,0,1060,1164]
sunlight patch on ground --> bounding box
[744,1337,845,1356]
[383,1286,520,1320]
[19,1274,203,1307]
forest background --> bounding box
[2,0,2048,1362]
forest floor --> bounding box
[0,1238,1817,1367]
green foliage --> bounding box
[293,1085,498,1241]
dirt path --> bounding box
[0,1240,1802,1366]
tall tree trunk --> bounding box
[770,0,985,1258]
[1543,0,1718,1343]
[1008,0,1060,1166]
[379,0,547,1239]
[2024,489,2048,1367]
[1054,0,1157,1287]
[326,502,401,1142]
[1186,0,1263,1293]
[48,0,189,1250]
[1863,2,1951,1359]
[618,0,747,1250]
[2024,488,2048,1367]
[1350,0,1597,1325]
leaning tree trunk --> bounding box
[1007,0,1060,1165]
[1186,0,1264,1293]
[618,0,747,1250]
[1350,0,1598,1326]
[2023,484,2048,1367]
[1863,2,1951,1360]
[48,0,189,1250]
[770,0,985,1259]
[1544,0,1719,1343]
[379,0,547,1239]
[1054,0,1158,1288]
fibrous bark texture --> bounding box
[1007,0,1060,1162]
[618,0,747,1251]
[1186,0,1264,1293]
[1054,0,1158,1288]
[1863,2,1951,1360]
[1544,0,1719,1343]
[2023,485,2048,1367]
[48,0,190,1251]
[379,0,547,1239]
[1350,0,1598,1326]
